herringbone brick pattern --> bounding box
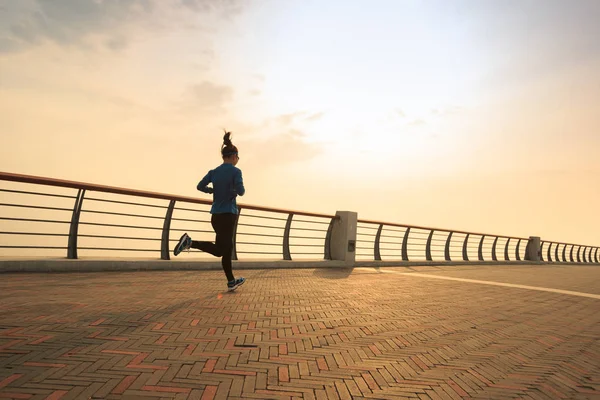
[0,265,599,399]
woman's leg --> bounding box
[212,213,237,282]
[190,240,222,257]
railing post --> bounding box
[426,230,434,261]
[160,200,176,260]
[516,239,522,261]
[504,238,510,261]
[324,217,335,260]
[570,245,575,262]
[444,231,453,261]
[594,248,599,264]
[67,189,85,259]
[329,211,357,265]
[478,235,485,261]
[462,233,470,261]
[554,243,559,263]
[525,236,541,262]
[283,213,294,260]
[491,237,499,261]
[577,246,582,263]
[562,243,567,263]
[374,224,383,261]
[547,242,552,262]
[540,242,545,261]
[401,227,410,261]
[231,207,241,261]
[582,246,588,263]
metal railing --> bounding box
[540,240,599,264]
[356,220,531,262]
[1,171,598,264]
[0,172,336,260]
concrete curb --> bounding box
[0,258,596,273]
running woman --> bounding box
[173,131,246,292]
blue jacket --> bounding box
[197,163,245,214]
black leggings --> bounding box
[191,213,237,281]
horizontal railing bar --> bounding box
[542,240,600,248]
[0,246,67,249]
[169,228,214,234]
[237,251,281,255]
[236,232,282,239]
[237,242,325,248]
[289,235,325,240]
[235,213,287,222]
[0,172,336,219]
[0,231,68,236]
[78,247,157,251]
[238,223,285,230]
[379,234,407,239]
[291,227,328,233]
[0,203,73,212]
[358,217,529,240]
[292,219,330,225]
[82,209,165,220]
[357,225,380,230]
[172,206,210,213]
[79,222,162,230]
[170,217,211,223]
[357,233,377,237]
[289,253,322,255]
[86,196,168,209]
[236,242,279,246]
[82,234,161,241]
[0,188,76,199]
[0,217,70,224]
[381,228,408,233]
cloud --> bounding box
[0,0,247,53]
[458,0,600,83]
[408,119,426,126]
[248,89,261,97]
[180,0,245,17]
[305,112,325,121]
[105,35,128,51]
[179,81,233,113]
[242,130,323,167]
[396,109,406,117]
[431,106,464,116]
[276,111,306,125]
[0,0,154,51]
[274,111,325,125]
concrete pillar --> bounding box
[330,211,358,265]
[524,236,541,261]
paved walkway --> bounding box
[1,265,599,399]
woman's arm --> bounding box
[234,170,245,196]
[197,170,214,194]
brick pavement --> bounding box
[0,265,599,399]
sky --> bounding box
[1,0,599,247]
